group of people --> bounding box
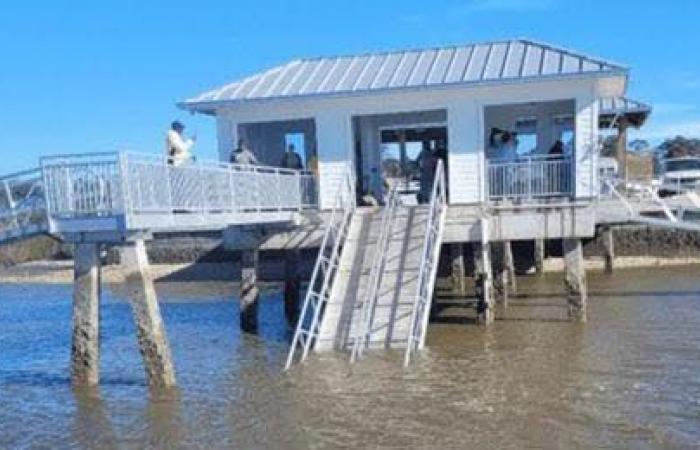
[488,126,567,160]
[165,120,308,170]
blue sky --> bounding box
[1,0,699,173]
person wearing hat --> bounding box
[165,120,196,166]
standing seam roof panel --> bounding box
[371,53,403,89]
[284,60,320,95]
[483,43,508,79]
[502,41,526,78]
[299,59,335,94]
[542,49,562,75]
[408,49,438,85]
[245,68,283,98]
[464,45,490,81]
[444,46,473,83]
[561,54,581,74]
[336,55,370,91]
[426,48,455,84]
[354,55,384,90]
[521,44,543,77]
[266,61,305,97]
[389,52,420,87]
[317,57,352,92]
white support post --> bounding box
[563,238,587,322]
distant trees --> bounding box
[657,136,700,158]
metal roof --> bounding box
[599,97,651,128]
[181,39,627,109]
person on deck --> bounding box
[280,143,303,170]
[548,140,564,157]
[165,121,195,166]
[416,141,439,204]
[230,140,259,166]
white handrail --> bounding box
[285,164,356,370]
[350,185,401,362]
[404,159,447,366]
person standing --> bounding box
[230,139,259,166]
[416,141,438,204]
[280,143,303,170]
[165,121,195,166]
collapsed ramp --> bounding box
[0,168,48,243]
[601,177,700,232]
[315,205,430,352]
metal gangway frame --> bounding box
[0,168,48,242]
[404,159,448,366]
[285,165,356,370]
[349,184,401,363]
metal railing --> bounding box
[350,185,401,362]
[0,168,48,241]
[404,159,447,366]
[37,152,317,229]
[601,176,678,223]
[285,164,356,370]
[487,155,572,201]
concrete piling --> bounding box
[504,240,516,296]
[563,238,587,321]
[603,227,614,274]
[71,243,101,386]
[451,243,466,296]
[534,239,545,275]
[473,241,494,324]
[284,250,301,327]
[240,249,259,333]
[121,240,177,389]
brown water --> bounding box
[1,267,700,449]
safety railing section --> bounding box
[350,185,401,363]
[41,152,123,219]
[487,155,572,201]
[37,152,317,230]
[601,176,678,223]
[0,168,48,241]
[285,164,356,370]
[404,159,448,366]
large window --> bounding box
[515,117,538,156]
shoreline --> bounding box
[1,257,698,284]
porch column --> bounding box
[71,243,101,386]
[603,227,615,274]
[616,117,629,182]
[534,239,545,275]
[240,249,259,333]
[284,250,301,327]
[563,239,587,321]
[451,243,466,296]
[121,240,177,389]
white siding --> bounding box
[216,113,236,162]
[448,102,481,203]
[316,111,352,209]
[575,96,599,198]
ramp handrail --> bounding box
[285,164,356,370]
[404,159,448,366]
[350,185,401,362]
[601,177,678,223]
[0,168,48,242]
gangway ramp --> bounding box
[315,205,430,352]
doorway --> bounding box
[379,126,448,204]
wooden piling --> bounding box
[240,249,259,333]
[563,238,587,321]
[603,227,614,274]
[534,239,545,275]
[71,243,101,386]
[121,240,176,389]
[284,250,301,327]
[451,243,466,296]
[473,241,494,324]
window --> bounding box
[284,132,306,166]
[553,116,575,155]
[515,118,538,155]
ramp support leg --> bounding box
[240,249,259,333]
[71,242,101,386]
[451,243,466,296]
[563,238,587,322]
[121,240,177,389]
[473,241,494,324]
[603,227,614,274]
[534,239,545,275]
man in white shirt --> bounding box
[231,140,259,166]
[165,121,195,166]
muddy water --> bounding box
[1,267,700,449]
